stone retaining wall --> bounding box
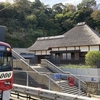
[86,82,98,95]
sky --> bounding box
[40,0,85,7]
[0,0,100,7]
[39,0,100,7]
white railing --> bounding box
[11,84,92,100]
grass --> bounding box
[60,64,96,69]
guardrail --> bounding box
[11,84,92,100]
[41,59,87,93]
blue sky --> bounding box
[0,0,100,7]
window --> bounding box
[52,53,55,59]
[62,53,66,59]
[67,53,71,59]
[55,53,60,58]
[71,53,75,59]
[0,51,12,71]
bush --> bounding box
[60,64,91,68]
[85,51,100,67]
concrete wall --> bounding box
[62,68,99,82]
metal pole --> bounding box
[49,73,50,90]
[27,72,28,86]
[78,76,81,95]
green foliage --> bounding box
[91,10,100,21]
[25,14,37,22]
[52,3,64,13]
[55,14,63,19]
[60,64,92,68]
[85,51,100,67]
[0,0,100,48]
[77,0,96,9]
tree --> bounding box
[38,10,48,27]
[1,0,99,48]
[55,14,63,20]
[73,8,93,23]
[52,3,64,13]
[34,0,42,8]
[61,19,74,32]
[64,3,76,12]
[44,7,52,16]
[91,10,100,21]
[91,10,100,33]
[85,51,100,67]
[0,2,16,18]
[13,0,31,15]
[25,14,38,28]
[77,0,96,9]
[13,0,31,10]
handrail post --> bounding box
[49,73,50,90]
[78,76,81,95]
[27,72,28,86]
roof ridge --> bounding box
[37,35,64,40]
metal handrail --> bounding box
[12,50,63,91]
[41,59,87,92]
[13,59,63,92]
[12,49,26,61]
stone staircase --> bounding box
[33,66,86,96]
[58,80,86,96]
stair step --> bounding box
[61,85,78,89]
[63,91,85,95]
[63,89,86,95]
[33,66,86,96]
[63,88,78,92]
[57,82,86,96]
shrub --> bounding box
[85,51,100,67]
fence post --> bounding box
[78,76,81,95]
[49,73,50,90]
[27,72,28,86]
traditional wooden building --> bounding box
[28,22,100,64]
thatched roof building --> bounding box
[28,23,100,51]
[28,22,100,64]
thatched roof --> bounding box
[28,23,100,51]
